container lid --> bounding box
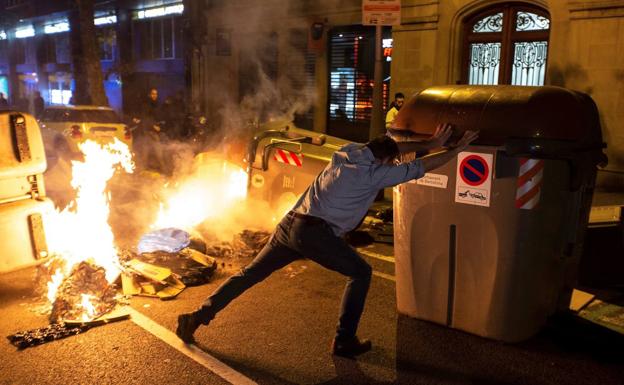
[391,85,604,152]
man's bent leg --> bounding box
[177,235,300,343]
[292,220,372,341]
[195,236,301,324]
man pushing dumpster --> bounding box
[177,123,479,358]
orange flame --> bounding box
[44,139,134,303]
[80,294,97,322]
[153,154,247,231]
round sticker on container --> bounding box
[252,174,265,188]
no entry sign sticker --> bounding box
[455,152,493,207]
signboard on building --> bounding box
[362,0,401,26]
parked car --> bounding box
[38,105,132,161]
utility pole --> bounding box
[362,0,400,140]
[369,24,384,140]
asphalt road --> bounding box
[2,244,624,385]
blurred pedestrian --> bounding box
[34,91,45,118]
[385,92,404,129]
[0,92,8,107]
[134,88,165,171]
[177,123,479,358]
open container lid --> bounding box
[391,85,605,160]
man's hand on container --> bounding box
[421,129,479,173]
[428,123,454,149]
[448,130,479,152]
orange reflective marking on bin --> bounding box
[515,158,544,210]
[274,149,303,167]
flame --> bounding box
[46,268,64,304]
[44,139,134,303]
[153,155,247,230]
[80,294,97,322]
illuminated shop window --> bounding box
[95,15,117,26]
[462,5,550,86]
[15,26,35,38]
[44,22,69,34]
[50,89,72,105]
[134,4,184,20]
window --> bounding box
[327,26,391,142]
[462,4,550,86]
[54,33,71,64]
[134,16,182,60]
[97,27,116,61]
[38,35,56,64]
[12,39,26,64]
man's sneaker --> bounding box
[176,313,200,344]
[331,336,372,358]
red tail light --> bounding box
[124,126,132,140]
[70,125,82,139]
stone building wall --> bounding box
[390,0,624,188]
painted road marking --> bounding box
[129,308,258,385]
[357,249,396,282]
[357,249,395,263]
[373,271,396,282]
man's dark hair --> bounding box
[365,135,399,161]
[395,92,404,99]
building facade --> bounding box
[0,0,188,115]
[0,0,622,188]
[193,0,623,188]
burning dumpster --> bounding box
[0,112,54,273]
[246,121,350,213]
[392,85,607,342]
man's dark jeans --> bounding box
[196,211,372,341]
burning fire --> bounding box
[153,154,248,231]
[44,139,134,307]
[80,294,97,322]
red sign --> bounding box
[459,155,489,186]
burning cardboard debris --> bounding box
[50,261,117,323]
[7,310,130,350]
[135,248,217,287]
[8,323,89,349]
[204,230,271,261]
[122,258,186,299]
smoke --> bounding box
[202,0,318,144]
[46,1,326,251]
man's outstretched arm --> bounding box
[374,129,478,189]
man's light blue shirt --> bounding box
[292,143,424,236]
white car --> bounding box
[39,105,132,160]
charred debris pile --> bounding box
[8,229,270,349]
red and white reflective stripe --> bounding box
[273,149,303,167]
[515,158,544,210]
